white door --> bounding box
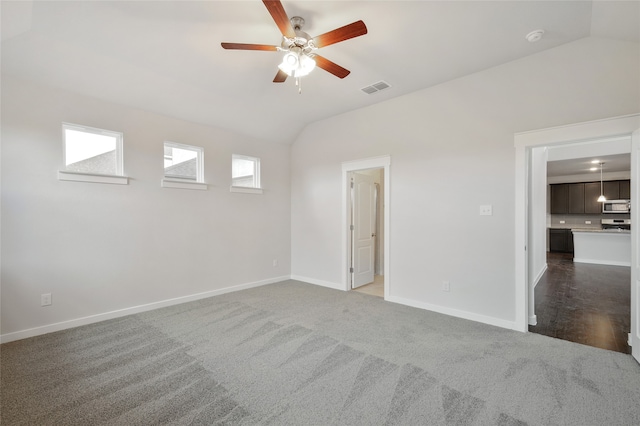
[351,173,376,288]
[631,129,640,363]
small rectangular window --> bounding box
[232,154,261,189]
[62,123,123,176]
[163,142,204,182]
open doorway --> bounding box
[529,142,631,353]
[349,169,384,297]
[341,156,391,300]
[514,115,640,363]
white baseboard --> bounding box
[290,275,343,291]
[386,295,520,331]
[529,315,538,326]
[0,275,290,344]
[573,258,631,267]
[291,276,520,331]
[531,263,548,289]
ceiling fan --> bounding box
[221,0,367,91]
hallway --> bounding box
[529,252,631,353]
[352,275,384,298]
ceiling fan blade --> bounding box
[262,0,296,38]
[221,42,278,51]
[312,55,350,79]
[273,69,288,83]
[313,20,367,48]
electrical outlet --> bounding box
[442,281,450,292]
[479,205,492,216]
[585,220,591,224]
[272,259,278,267]
[41,293,52,306]
[559,220,565,224]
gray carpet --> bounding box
[2,280,640,425]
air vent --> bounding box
[361,80,391,94]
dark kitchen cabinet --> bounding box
[603,181,619,200]
[619,180,631,199]
[550,184,568,214]
[568,183,585,214]
[584,182,602,214]
[549,228,574,253]
[550,180,631,214]
[551,182,586,214]
[551,180,630,215]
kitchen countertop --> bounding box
[548,225,600,230]
[571,228,631,234]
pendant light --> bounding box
[597,162,606,202]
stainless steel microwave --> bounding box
[603,199,630,213]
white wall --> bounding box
[1,76,291,340]
[291,37,640,329]
[548,171,631,184]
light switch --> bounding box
[479,205,492,216]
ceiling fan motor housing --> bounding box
[290,16,305,30]
[282,16,315,50]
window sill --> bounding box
[162,179,208,191]
[58,170,128,185]
[230,186,263,194]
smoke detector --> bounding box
[525,29,545,43]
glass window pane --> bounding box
[164,145,198,180]
[232,155,259,188]
[163,142,203,182]
[232,158,254,178]
[63,125,121,175]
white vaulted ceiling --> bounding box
[2,1,639,144]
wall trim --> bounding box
[532,263,548,289]
[290,275,343,291]
[58,170,129,185]
[573,258,631,267]
[162,179,208,190]
[229,186,263,194]
[0,275,290,344]
[387,295,520,331]
[514,114,640,148]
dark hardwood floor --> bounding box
[529,252,631,354]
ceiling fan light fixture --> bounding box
[278,51,299,74]
[278,51,315,77]
[298,54,316,75]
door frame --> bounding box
[342,156,391,298]
[631,129,640,362]
[514,114,640,337]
